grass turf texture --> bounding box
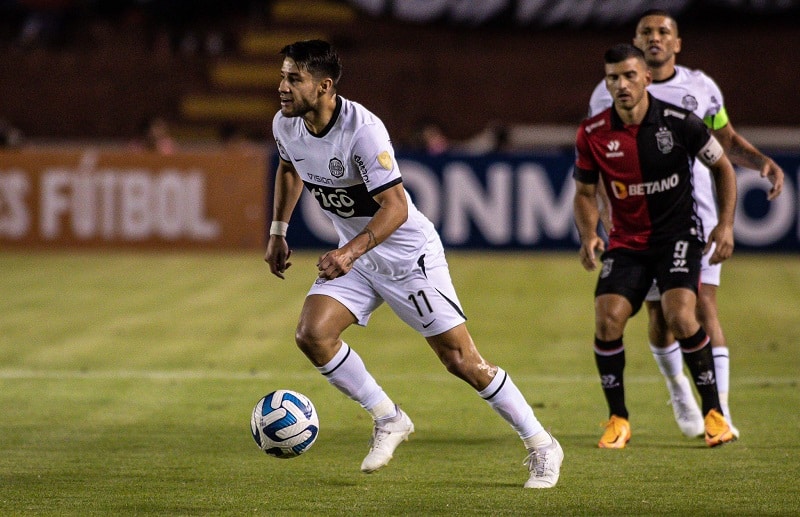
[1,251,798,516]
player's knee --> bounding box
[438,351,483,388]
[294,322,333,358]
[439,351,465,376]
[662,310,697,340]
[647,319,671,347]
[595,311,626,340]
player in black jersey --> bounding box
[573,44,738,448]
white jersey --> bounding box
[272,96,440,278]
[588,65,726,237]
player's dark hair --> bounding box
[280,40,343,86]
[604,43,646,65]
[638,8,678,33]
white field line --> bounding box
[0,369,796,385]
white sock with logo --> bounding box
[317,342,394,418]
[478,367,548,447]
[650,341,691,397]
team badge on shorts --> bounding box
[600,258,613,279]
[655,127,674,154]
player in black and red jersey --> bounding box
[573,43,737,448]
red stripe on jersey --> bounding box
[576,110,652,250]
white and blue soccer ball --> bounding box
[250,389,319,459]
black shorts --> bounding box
[595,237,703,316]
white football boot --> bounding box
[523,433,564,489]
[360,406,414,473]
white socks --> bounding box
[316,342,393,417]
[650,341,685,380]
[652,342,734,422]
[478,368,546,444]
[713,346,731,420]
[319,347,550,446]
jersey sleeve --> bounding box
[573,125,599,184]
[683,112,715,158]
[588,80,612,117]
[271,112,291,162]
[696,135,725,168]
[350,121,402,195]
[698,71,728,130]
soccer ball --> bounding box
[250,389,319,458]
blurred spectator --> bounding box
[219,122,265,157]
[456,121,512,155]
[0,118,24,148]
[134,0,246,56]
[411,118,451,155]
[219,122,249,147]
[487,121,511,153]
[15,0,79,47]
[129,116,177,155]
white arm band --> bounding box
[697,136,724,167]
[270,221,289,237]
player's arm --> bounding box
[265,158,304,279]
[316,182,408,280]
[712,119,784,201]
[697,136,737,265]
[573,125,606,271]
[596,181,613,235]
[586,87,615,233]
[574,178,606,272]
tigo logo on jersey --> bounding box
[309,186,356,218]
[605,140,623,158]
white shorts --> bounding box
[645,245,722,302]
[307,246,467,337]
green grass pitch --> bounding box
[1,250,798,516]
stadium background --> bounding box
[1,0,799,251]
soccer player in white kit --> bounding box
[264,40,563,488]
[588,9,785,439]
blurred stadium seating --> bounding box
[0,0,797,149]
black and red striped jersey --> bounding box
[574,93,712,251]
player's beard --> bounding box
[281,97,313,118]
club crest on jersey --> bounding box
[681,94,698,112]
[655,127,674,154]
[328,157,345,178]
[377,151,393,171]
